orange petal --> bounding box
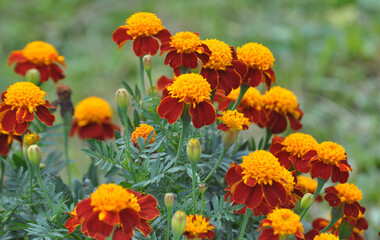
[8,51,26,66]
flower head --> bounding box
[261,86,303,133]
[157,73,216,128]
[70,183,159,240]
[304,141,352,183]
[0,82,55,135]
[259,208,304,240]
[270,133,318,172]
[324,183,365,218]
[183,214,215,239]
[130,123,156,145]
[217,110,251,131]
[161,32,211,76]
[112,12,171,57]
[8,41,65,83]
[225,150,294,216]
[236,42,276,89]
[70,97,119,140]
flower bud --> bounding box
[198,184,207,193]
[164,193,175,208]
[23,131,40,146]
[115,88,129,110]
[221,130,238,149]
[300,193,314,210]
[187,139,201,163]
[27,145,42,166]
[143,55,153,70]
[25,69,40,84]
[171,210,187,238]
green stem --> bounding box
[200,191,205,214]
[26,160,34,203]
[237,208,252,240]
[35,166,53,209]
[173,111,191,169]
[139,57,146,97]
[121,107,130,158]
[231,84,249,110]
[201,147,228,184]
[191,162,197,213]
[263,128,272,150]
[63,112,72,185]
[165,206,172,240]
[146,69,155,97]
[0,157,4,192]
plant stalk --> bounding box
[165,206,172,240]
[201,147,228,184]
[139,57,146,97]
[237,208,252,240]
[35,165,54,209]
[231,84,249,110]
[63,112,72,185]
[191,162,197,213]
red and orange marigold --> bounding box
[66,183,160,240]
[160,31,211,76]
[157,73,216,128]
[270,133,318,173]
[304,141,352,183]
[225,150,294,216]
[261,86,303,134]
[8,41,66,83]
[0,82,55,135]
[200,39,247,95]
[70,97,119,140]
[130,123,156,145]
[112,12,171,57]
[217,110,251,132]
[183,214,215,239]
[236,42,276,90]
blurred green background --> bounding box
[1,0,379,238]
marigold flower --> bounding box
[0,124,22,156]
[258,208,304,240]
[295,175,322,201]
[236,42,276,90]
[160,31,211,76]
[304,141,352,183]
[112,12,171,57]
[217,110,251,132]
[183,214,215,239]
[0,82,55,135]
[130,123,156,145]
[324,183,365,218]
[157,73,216,128]
[200,39,247,95]
[8,41,65,83]
[225,150,294,216]
[65,207,81,234]
[261,86,303,134]
[269,133,318,173]
[70,97,119,140]
[71,183,159,240]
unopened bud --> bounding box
[164,193,175,208]
[187,139,201,163]
[27,145,42,166]
[143,55,153,70]
[115,88,129,109]
[171,210,187,238]
[24,131,40,146]
[198,184,207,193]
[300,193,314,210]
[222,130,238,149]
[25,69,40,84]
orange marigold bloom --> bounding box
[112,12,171,57]
[0,124,22,156]
[157,73,216,128]
[258,208,304,240]
[8,41,66,83]
[0,82,55,135]
[130,123,156,145]
[160,31,211,76]
[70,97,119,140]
[236,42,276,90]
[71,183,159,240]
[183,214,215,239]
[200,39,247,95]
[324,183,365,218]
[261,86,303,134]
[304,141,352,183]
[269,133,318,173]
[217,110,251,132]
[225,150,294,216]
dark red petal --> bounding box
[217,123,230,132]
[266,67,276,85]
[8,51,26,65]
[132,37,145,57]
[225,163,242,186]
[269,141,284,155]
[50,64,65,83]
[247,69,262,87]
[76,198,93,220]
[35,105,55,126]
[232,60,248,78]
[288,113,303,131]
[142,36,160,56]
[70,121,78,137]
[181,53,198,69]
[320,163,333,180]
[14,122,28,135]
[0,134,10,156]
[85,212,114,237]
[270,114,288,134]
[78,123,103,139]
[36,65,50,82]
[136,219,152,237]
[200,68,219,90]
[155,29,171,43]
[14,62,35,76]
[65,216,80,234]
[304,229,320,240]
[189,101,216,128]
[1,109,17,132]
[168,52,182,69]
[258,228,277,240]
[217,68,241,95]
[276,150,292,169]
[15,107,26,123]
[194,52,209,65]
[245,185,263,209]
[157,75,174,90]
[112,227,133,240]
[112,26,132,49]
[157,96,184,124]
[324,193,341,207]
[119,208,140,233]
[101,211,119,226]
[138,195,159,220]
[344,203,353,217]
